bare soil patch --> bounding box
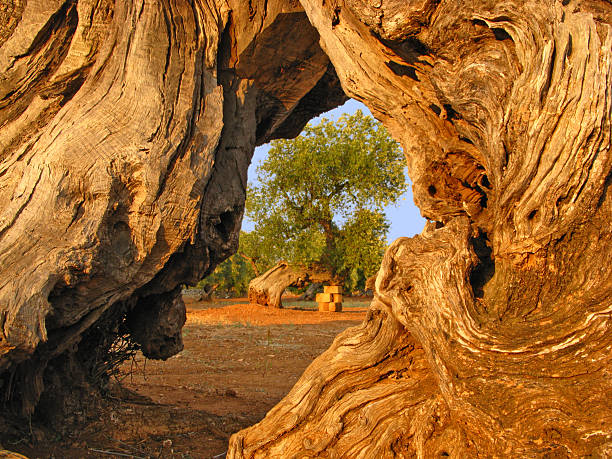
[6,298,368,458]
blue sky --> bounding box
[242,99,426,243]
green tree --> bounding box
[245,110,406,292]
[235,230,274,276]
[197,232,265,297]
[198,249,254,297]
[336,209,389,292]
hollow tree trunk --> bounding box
[248,262,334,308]
[0,0,346,421]
[0,0,611,456]
[229,0,612,457]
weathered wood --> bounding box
[229,300,444,457]
[230,0,612,456]
[0,0,611,456]
[0,0,346,418]
[248,262,334,308]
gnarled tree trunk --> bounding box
[230,0,612,457]
[1,0,611,456]
[248,262,334,308]
[0,0,346,421]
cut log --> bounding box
[315,293,333,303]
[248,262,335,308]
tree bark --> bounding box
[0,0,611,456]
[248,262,335,308]
[0,0,346,419]
[231,0,612,457]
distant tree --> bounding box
[336,208,389,292]
[245,110,406,304]
[235,230,273,277]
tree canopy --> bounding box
[244,110,406,291]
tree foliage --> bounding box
[336,209,389,291]
[197,234,260,297]
[244,110,406,291]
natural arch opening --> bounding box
[241,99,425,308]
[1,0,611,457]
[95,99,426,457]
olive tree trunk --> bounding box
[230,0,612,457]
[248,262,334,308]
[0,0,345,421]
[0,0,611,456]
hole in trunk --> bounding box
[215,209,239,242]
[469,233,494,299]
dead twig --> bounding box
[106,436,148,455]
[88,448,146,458]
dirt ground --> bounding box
[5,297,369,459]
